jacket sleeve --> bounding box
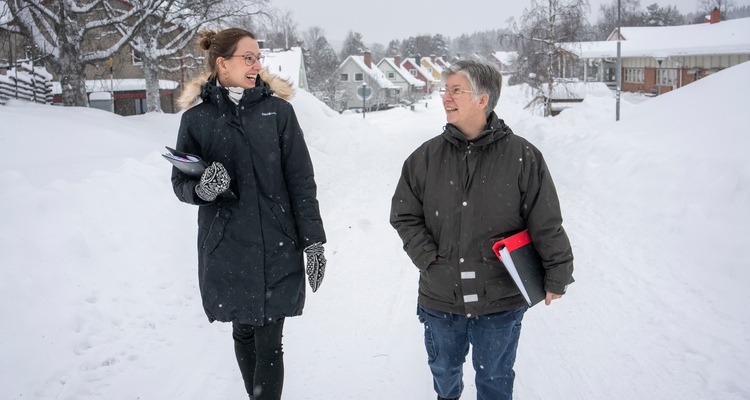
[279,104,326,248]
[519,144,574,294]
[171,112,211,206]
[390,151,438,271]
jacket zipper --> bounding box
[202,208,222,249]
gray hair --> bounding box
[442,59,502,116]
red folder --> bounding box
[492,230,546,307]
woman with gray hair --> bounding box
[390,59,574,400]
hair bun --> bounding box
[198,30,217,51]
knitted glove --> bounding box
[195,162,230,202]
[304,242,326,292]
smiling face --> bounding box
[442,73,489,139]
[216,36,262,89]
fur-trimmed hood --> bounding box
[177,69,294,110]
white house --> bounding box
[336,51,398,111]
[261,46,309,90]
[376,56,425,103]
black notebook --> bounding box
[163,146,207,177]
[492,230,546,307]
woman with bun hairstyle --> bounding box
[171,28,327,400]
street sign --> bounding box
[356,85,373,100]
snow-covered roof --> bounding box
[542,81,613,99]
[421,58,444,75]
[378,58,425,87]
[262,47,306,89]
[492,51,519,65]
[562,17,750,59]
[402,58,439,82]
[51,79,179,95]
[345,56,396,88]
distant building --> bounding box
[560,12,750,95]
[376,56,426,103]
[335,51,398,111]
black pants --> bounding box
[233,318,285,400]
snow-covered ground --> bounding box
[1,61,748,400]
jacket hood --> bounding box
[177,68,295,110]
[441,111,513,148]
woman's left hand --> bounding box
[545,292,563,306]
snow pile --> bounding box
[0,62,748,399]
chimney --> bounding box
[364,51,372,69]
[395,55,402,67]
[710,7,721,24]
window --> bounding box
[387,72,395,79]
[623,68,644,83]
[410,69,417,76]
[340,73,349,81]
[131,50,142,66]
[354,73,364,81]
[657,68,677,86]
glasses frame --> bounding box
[439,87,476,98]
[228,52,265,66]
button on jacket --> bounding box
[172,72,325,326]
[390,112,573,316]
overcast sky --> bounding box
[268,0,750,45]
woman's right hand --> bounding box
[195,162,231,201]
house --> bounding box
[560,11,750,95]
[335,51,398,111]
[420,56,445,83]
[51,78,179,114]
[401,57,438,93]
[376,55,426,103]
[491,51,519,75]
[261,46,309,90]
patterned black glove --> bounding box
[304,242,326,292]
[195,162,230,202]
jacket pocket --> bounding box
[270,202,298,244]
[201,208,231,253]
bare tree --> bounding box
[303,26,341,108]
[125,0,268,113]
[1,0,166,106]
[507,0,590,116]
[697,0,736,19]
[592,0,644,39]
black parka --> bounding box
[172,75,325,326]
[390,112,573,316]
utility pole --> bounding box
[615,0,621,121]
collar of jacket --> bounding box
[441,111,513,149]
[199,76,274,112]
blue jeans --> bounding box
[417,305,526,400]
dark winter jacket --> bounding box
[171,71,325,326]
[390,112,573,316]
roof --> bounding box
[421,58,444,74]
[402,58,439,82]
[262,47,307,88]
[492,51,519,65]
[561,17,750,58]
[377,58,425,87]
[342,56,396,88]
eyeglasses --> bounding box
[228,53,265,66]
[439,87,475,97]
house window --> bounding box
[410,70,417,76]
[623,68,644,83]
[657,68,677,86]
[131,50,142,66]
[354,73,364,81]
[340,73,349,81]
[387,72,395,79]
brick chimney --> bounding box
[364,51,372,69]
[395,55,402,67]
[710,7,721,24]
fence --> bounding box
[0,61,53,105]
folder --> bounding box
[492,230,546,307]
